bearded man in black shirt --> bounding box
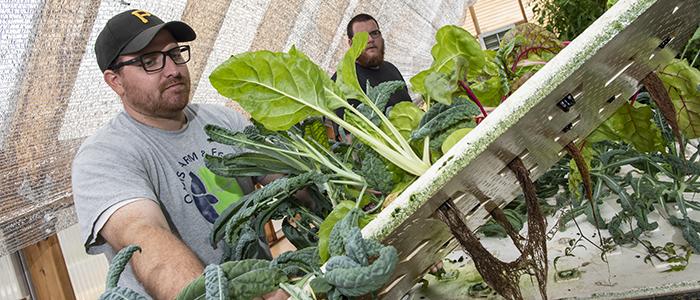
[332,13,412,140]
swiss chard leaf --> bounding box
[210,47,346,131]
[588,102,664,153]
[336,32,371,104]
[659,59,700,138]
[471,51,505,107]
[411,26,485,97]
[382,102,424,140]
[302,118,331,150]
[498,23,562,67]
[441,127,473,154]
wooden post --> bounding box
[21,234,76,300]
[517,0,529,22]
[469,6,481,36]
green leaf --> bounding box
[99,287,148,300]
[477,209,525,237]
[228,268,287,299]
[336,32,371,103]
[302,118,331,150]
[205,124,311,173]
[361,81,407,125]
[441,127,472,153]
[659,59,700,138]
[209,47,345,131]
[382,102,424,140]
[471,55,505,107]
[205,152,301,177]
[176,275,205,300]
[410,26,485,96]
[281,217,315,250]
[356,147,397,194]
[429,119,476,153]
[232,224,261,260]
[412,97,480,141]
[212,173,325,247]
[310,277,333,294]
[318,203,373,263]
[318,201,355,263]
[344,111,385,146]
[589,103,664,152]
[423,57,469,105]
[271,247,320,275]
[205,264,229,300]
[280,282,314,300]
[221,259,270,279]
[323,246,398,297]
[431,26,485,76]
[499,23,562,57]
[424,71,454,105]
[105,245,141,288]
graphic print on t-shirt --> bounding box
[177,148,245,223]
[189,167,245,223]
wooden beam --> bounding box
[21,234,76,300]
[518,0,529,22]
[469,6,481,36]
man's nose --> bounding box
[162,56,181,77]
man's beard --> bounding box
[357,45,385,68]
[124,79,191,119]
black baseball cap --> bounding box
[95,9,196,72]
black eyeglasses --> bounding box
[350,29,382,39]
[109,45,191,72]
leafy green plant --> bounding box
[99,245,147,300]
[199,16,700,300]
[640,240,693,272]
[532,0,608,41]
[210,33,429,176]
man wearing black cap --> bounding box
[71,9,284,299]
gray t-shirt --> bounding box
[72,103,252,297]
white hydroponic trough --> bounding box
[360,0,700,298]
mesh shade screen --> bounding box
[0,0,468,256]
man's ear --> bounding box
[103,70,125,96]
[347,36,352,46]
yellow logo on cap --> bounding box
[131,10,152,24]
